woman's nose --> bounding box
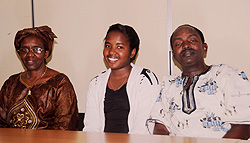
[26,49,35,56]
[108,47,116,54]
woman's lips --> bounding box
[108,57,118,62]
[25,59,36,65]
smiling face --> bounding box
[171,26,208,70]
[19,36,49,71]
[103,31,136,71]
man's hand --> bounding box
[223,124,250,140]
[153,123,169,135]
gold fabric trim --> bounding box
[7,99,38,129]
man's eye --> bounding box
[117,46,123,49]
[175,43,181,47]
[190,39,196,43]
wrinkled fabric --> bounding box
[147,64,250,138]
[14,25,57,57]
[0,73,79,130]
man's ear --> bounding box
[172,50,175,59]
[203,43,208,58]
[203,43,208,52]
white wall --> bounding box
[172,0,250,76]
[1,0,250,112]
[28,0,169,112]
[0,0,32,90]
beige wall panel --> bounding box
[1,0,250,113]
[172,0,250,77]
[0,1,32,88]
[34,0,169,112]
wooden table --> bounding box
[0,128,248,143]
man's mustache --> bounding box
[180,48,197,57]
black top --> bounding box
[104,83,130,133]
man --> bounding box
[147,24,250,139]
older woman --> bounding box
[83,23,160,134]
[0,25,78,130]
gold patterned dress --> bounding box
[0,73,79,130]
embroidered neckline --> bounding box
[19,67,47,89]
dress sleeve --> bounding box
[0,79,10,128]
[129,70,161,134]
[146,76,172,134]
[221,69,250,124]
[51,75,79,130]
[83,77,103,132]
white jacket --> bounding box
[83,64,160,134]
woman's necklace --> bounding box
[109,68,131,90]
[110,75,128,90]
[20,67,47,95]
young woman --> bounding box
[83,23,160,134]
